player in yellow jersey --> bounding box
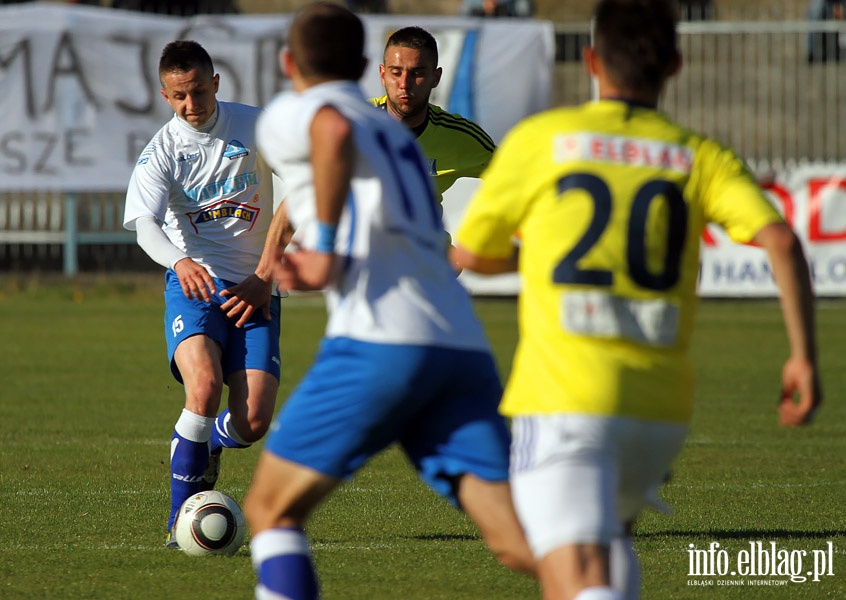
[453,1,821,599]
[370,26,496,205]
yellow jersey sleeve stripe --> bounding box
[428,106,496,152]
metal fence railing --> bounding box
[0,192,146,274]
[554,20,845,171]
[670,21,844,171]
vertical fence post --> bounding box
[64,192,78,277]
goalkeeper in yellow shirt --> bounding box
[453,1,821,599]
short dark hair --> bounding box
[288,2,366,81]
[592,0,679,95]
[383,26,439,67]
[158,40,214,84]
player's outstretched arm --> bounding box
[754,222,821,426]
[451,244,519,275]
[134,214,216,301]
[296,105,354,290]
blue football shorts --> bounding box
[264,337,511,506]
[163,269,281,384]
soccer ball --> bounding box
[174,490,246,556]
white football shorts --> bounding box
[510,414,688,559]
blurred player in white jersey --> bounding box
[453,0,821,598]
[122,40,288,549]
[243,4,535,598]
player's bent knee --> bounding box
[243,487,261,530]
[480,529,536,575]
[489,543,536,575]
[243,485,290,534]
[238,420,270,444]
[185,380,224,412]
[250,414,274,438]
[230,410,274,444]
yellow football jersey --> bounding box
[369,96,495,202]
[456,100,783,423]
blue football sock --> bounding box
[209,408,251,453]
[168,409,214,530]
[251,527,319,600]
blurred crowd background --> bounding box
[0,0,836,21]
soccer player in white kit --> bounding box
[122,40,287,548]
[243,4,536,598]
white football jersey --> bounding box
[257,81,489,350]
[123,101,275,283]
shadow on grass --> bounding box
[406,534,480,542]
[638,529,844,540]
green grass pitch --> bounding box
[1,276,845,599]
